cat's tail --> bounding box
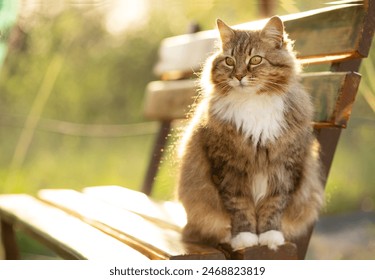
[281,140,324,240]
[281,189,323,240]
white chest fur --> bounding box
[211,91,287,145]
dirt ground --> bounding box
[306,211,375,259]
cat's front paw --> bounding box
[258,230,284,250]
[230,232,258,251]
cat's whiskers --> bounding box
[256,80,289,95]
[215,81,233,96]
[242,77,286,95]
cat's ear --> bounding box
[217,19,234,47]
[261,16,284,49]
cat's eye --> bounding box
[225,57,235,66]
[250,55,263,65]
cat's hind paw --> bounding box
[230,232,258,251]
[258,230,284,250]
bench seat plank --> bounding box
[83,186,298,260]
[84,186,186,230]
[144,72,361,128]
[38,189,225,260]
[0,194,149,260]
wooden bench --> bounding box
[1,0,374,260]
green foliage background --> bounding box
[0,0,374,218]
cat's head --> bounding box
[203,16,298,97]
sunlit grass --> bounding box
[0,131,154,194]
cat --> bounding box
[177,16,324,251]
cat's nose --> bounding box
[234,74,245,81]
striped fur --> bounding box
[178,17,324,251]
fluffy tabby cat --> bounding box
[177,16,324,251]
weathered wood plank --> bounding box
[84,186,298,260]
[143,79,196,121]
[143,72,361,128]
[155,3,369,76]
[84,186,186,230]
[0,194,149,260]
[38,189,225,260]
[305,71,361,127]
[231,242,298,260]
[285,3,365,60]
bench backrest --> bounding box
[145,1,374,128]
[155,2,372,76]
